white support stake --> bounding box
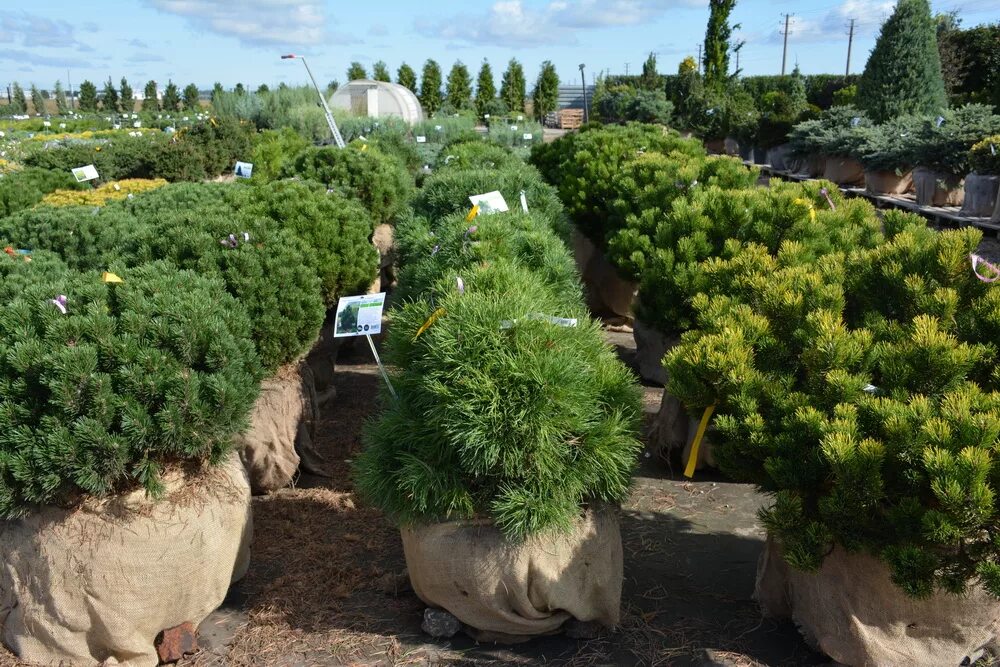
[366,334,397,400]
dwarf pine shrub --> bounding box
[665,212,1000,598]
[0,259,261,518]
[433,140,522,172]
[0,167,85,217]
[970,136,1000,175]
[281,144,413,226]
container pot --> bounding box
[632,318,675,386]
[571,226,637,320]
[401,506,622,642]
[864,169,913,196]
[723,136,740,156]
[822,156,865,186]
[913,167,965,207]
[753,147,769,165]
[0,451,253,667]
[766,144,794,171]
[237,361,320,494]
[704,138,726,154]
[739,144,755,163]
[756,536,1000,667]
[959,173,1000,217]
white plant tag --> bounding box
[234,161,253,179]
[416,135,427,143]
[71,164,99,182]
[334,292,386,338]
[522,133,532,140]
[519,190,529,213]
[468,190,509,215]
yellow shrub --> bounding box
[41,179,168,207]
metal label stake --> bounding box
[366,334,397,400]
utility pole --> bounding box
[625,62,630,76]
[780,13,793,75]
[845,18,856,76]
[67,70,73,110]
[697,44,702,74]
[579,64,589,124]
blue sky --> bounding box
[3,0,999,92]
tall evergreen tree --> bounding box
[475,59,496,119]
[234,83,245,95]
[531,61,560,121]
[54,80,68,114]
[703,0,737,86]
[10,83,26,114]
[256,83,270,94]
[119,77,134,112]
[347,61,368,80]
[183,83,200,111]
[858,0,948,122]
[420,59,443,115]
[29,84,44,115]
[211,82,224,103]
[78,80,98,112]
[446,61,473,110]
[101,77,119,112]
[397,62,418,91]
[640,52,660,90]
[372,61,391,82]
[162,80,181,112]
[143,80,159,112]
[499,58,526,113]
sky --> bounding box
[2,0,999,93]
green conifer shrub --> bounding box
[970,136,1000,175]
[787,106,872,158]
[664,213,1000,598]
[281,145,412,226]
[433,140,522,172]
[413,163,567,238]
[905,104,1000,175]
[0,259,261,518]
[0,168,85,217]
[249,127,310,182]
[856,0,948,123]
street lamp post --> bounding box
[281,54,345,148]
[579,64,589,125]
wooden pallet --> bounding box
[558,109,585,130]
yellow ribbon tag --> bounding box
[414,307,445,340]
[209,117,218,127]
[684,404,716,479]
[465,205,480,222]
[361,143,369,152]
[793,198,817,223]
[101,272,123,283]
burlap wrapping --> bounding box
[822,157,865,186]
[401,507,623,641]
[865,170,914,195]
[0,451,252,667]
[960,173,1000,217]
[913,167,965,207]
[650,389,690,460]
[570,227,636,319]
[238,362,320,494]
[756,536,1000,667]
[632,318,675,386]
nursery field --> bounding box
[160,335,823,667]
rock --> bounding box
[564,619,603,639]
[155,622,198,664]
[421,608,461,638]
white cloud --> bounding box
[780,0,895,44]
[0,10,84,48]
[417,0,706,47]
[145,0,326,46]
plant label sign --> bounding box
[234,161,253,179]
[522,133,533,141]
[416,135,427,143]
[72,164,99,182]
[334,292,386,338]
[468,191,509,215]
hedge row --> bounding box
[355,145,642,539]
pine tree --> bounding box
[101,77,119,112]
[347,61,368,81]
[183,83,200,111]
[78,80,98,112]
[397,62,418,92]
[857,0,948,122]
[372,61,391,82]
[211,82,223,103]
[256,83,270,94]
[703,0,737,86]
[475,59,497,119]
[500,58,527,113]
[420,59,443,115]
[29,84,44,116]
[54,80,68,114]
[10,83,26,114]
[162,80,180,112]
[446,61,472,110]
[119,77,134,112]
[531,61,560,122]
[142,80,159,112]
[234,83,245,96]
[640,52,660,90]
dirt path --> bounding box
[0,330,823,667]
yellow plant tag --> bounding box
[361,143,369,152]
[793,198,817,222]
[684,404,716,479]
[101,271,123,283]
[465,204,480,222]
[209,117,218,127]
[414,308,445,340]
